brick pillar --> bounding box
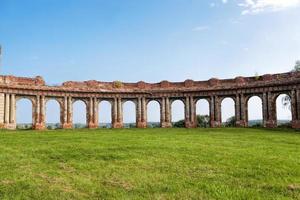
[185,96,197,128]
[0,93,4,128]
[235,94,247,127]
[9,94,16,129]
[210,96,221,127]
[112,98,123,128]
[263,92,277,128]
[87,97,98,129]
[291,90,300,129]
[94,97,99,127]
[40,96,46,129]
[137,97,147,128]
[161,97,172,128]
[61,96,73,129]
[4,94,10,126]
[33,95,46,130]
[1,94,16,130]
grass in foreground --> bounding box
[0,128,299,200]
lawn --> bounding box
[0,128,299,200]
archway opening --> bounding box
[171,99,185,127]
[196,99,210,128]
[221,97,235,127]
[98,100,112,128]
[276,94,292,127]
[46,99,61,129]
[123,101,136,128]
[73,100,87,128]
[16,98,33,129]
[247,96,263,127]
[147,100,160,128]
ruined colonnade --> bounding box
[0,72,299,130]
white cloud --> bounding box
[193,26,210,31]
[222,0,228,4]
[210,2,216,7]
[239,0,300,14]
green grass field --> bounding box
[0,128,299,200]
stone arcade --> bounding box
[0,72,300,130]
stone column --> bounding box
[240,94,247,127]
[94,97,99,127]
[9,94,16,129]
[112,98,117,126]
[4,94,10,125]
[142,97,147,125]
[0,94,17,129]
[297,90,300,120]
[210,96,221,127]
[291,90,300,129]
[33,95,46,130]
[136,97,147,128]
[0,93,4,128]
[190,96,196,127]
[184,96,197,128]
[112,98,123,128]
[161,97,172,128]
[160,98,165,127]
[87,97,98,129]
[40,96,46,129]
[68,97,73,127]
[61,96,73,129]
[263,92,277,128]
[32,95,39,130]
[235,94,247,127]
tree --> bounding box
[282,60,300,110]
[173,119,185,128]
[282,95,291,111]
[197,115,210,128]
[173,115,210,128]
[225,116,236,127]
[293,60,300,72]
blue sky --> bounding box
[1,0,299,124]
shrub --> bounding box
[173,120,185,128]
[225,116,236,127]
[113,81,123,88]
[197,115,210,128]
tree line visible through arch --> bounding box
[16,95,292,129]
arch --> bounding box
[16,97,33,129]
[171,99,185,127]
[73,99,87,128]
[221,97,235,126]
[196,98,210,128]
[123,100,136,128]
[147,100,161,128]
[45,99,61,129]
[98,100,112,128]
[276,94,292,127]
[247,96,263,127]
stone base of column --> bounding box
[292,120,300,129]
[185,121,197,128]
[33,123,46,130]
[236,120,247,127]
[88,123,98,129]
[62,123,73,129]
[1,123,16,130]
[210,120,221,128]
[137,121,147,128]
[161,122,172,128]
[264,120,277,128]
[112,122,123,128]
